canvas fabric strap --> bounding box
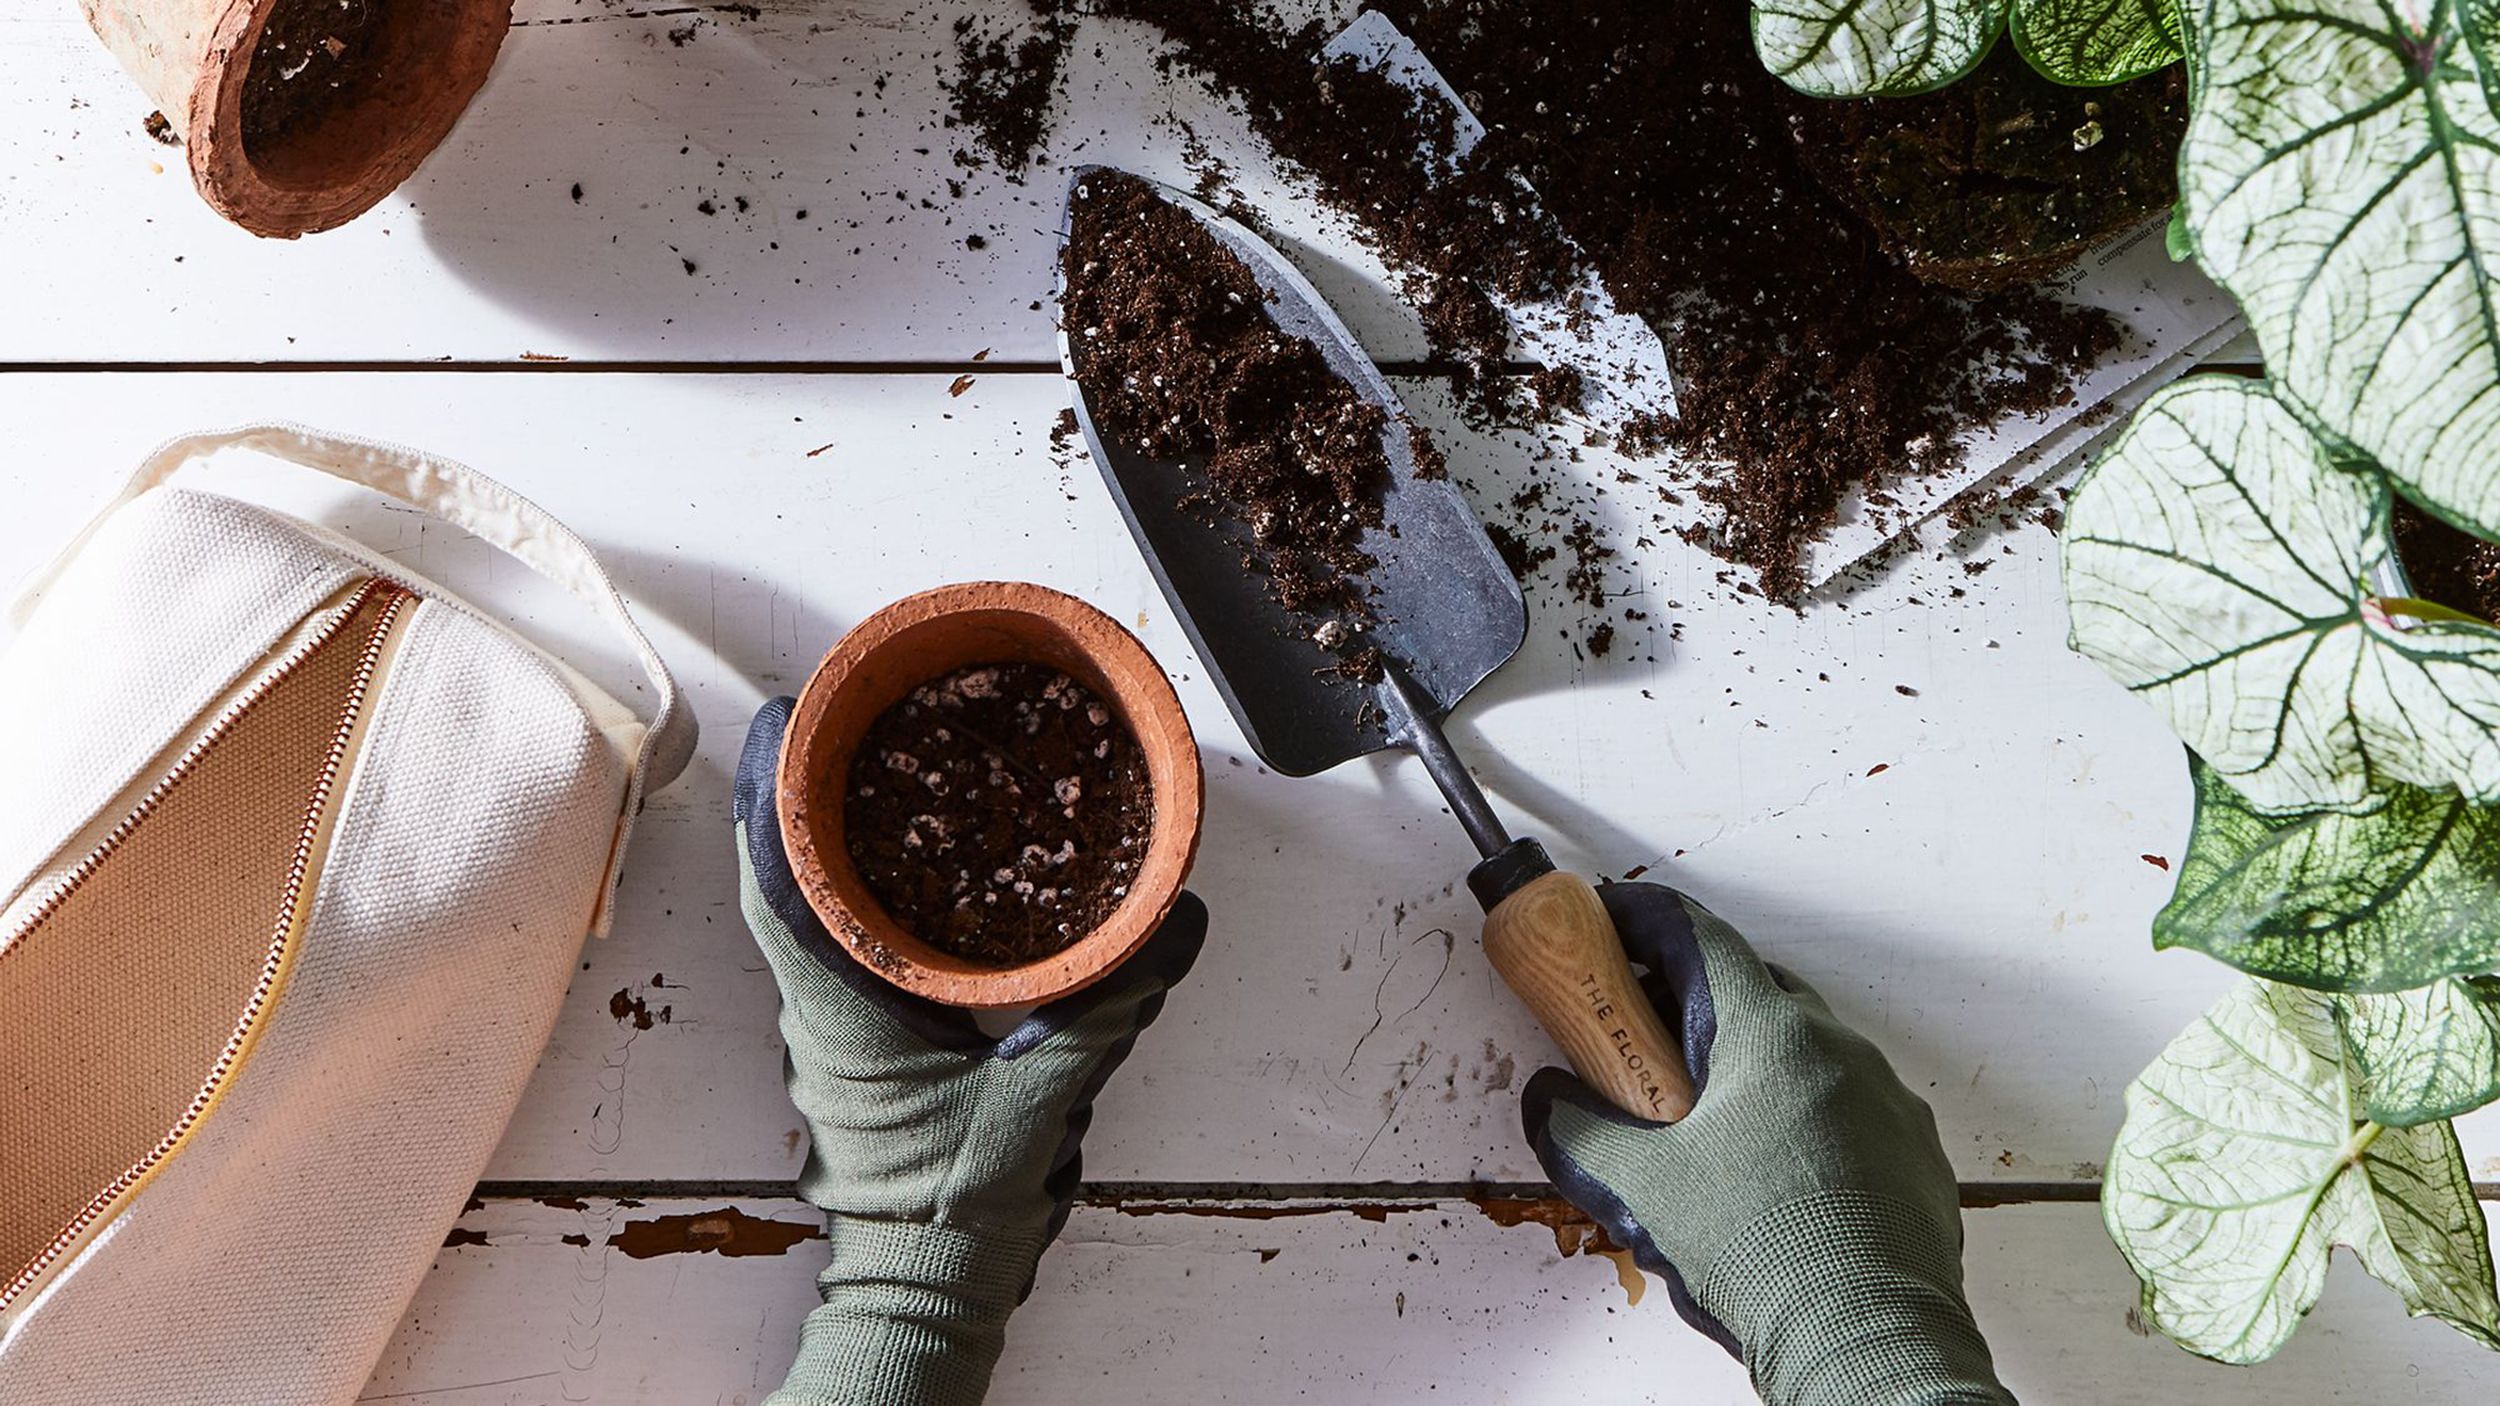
[9,423,696,927]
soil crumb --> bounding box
[1062,169,1392,636]
[844,663,1150,966]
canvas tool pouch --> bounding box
[0,424,696,1404]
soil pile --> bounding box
[998,0,2173,598]
[1372,0,2140,597]
[1789,49,2188,292]
[844,663,1151,966]
[1062,169,1406,629]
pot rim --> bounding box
[188,0,512,238]
[776,581,1204,1009]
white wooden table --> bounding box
[4,3,2493,1401]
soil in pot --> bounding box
[2392,501,2500,624]
[843,662,1152,967]
[242,0,388,161]
[1784,47,2189,293]
[1062,169,1407,645]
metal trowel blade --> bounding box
[1056,167,1527,778]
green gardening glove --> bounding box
[735,698,1207,1406]
[1521,883,2013,1406]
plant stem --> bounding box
[2369,595,2493,627]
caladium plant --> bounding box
[1751,0,2500,1366]
[1753,0,2179,95]
[2065,372,2500,1359]
[2105,979,2499,1364]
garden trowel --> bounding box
[1057,168,1692,1122]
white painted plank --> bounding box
[368,1195,2500,1402]
[1,372,2489,1186]
[4,0,2254,391]
[0,0,1422,365]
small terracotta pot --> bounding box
[82,0,512,237]
[778,582,1204,1009]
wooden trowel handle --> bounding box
[1482,870,1695,1122]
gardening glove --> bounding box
[734,697,1207,1406]
[1521,883,2013,1406]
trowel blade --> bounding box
[1056,168,1527,778]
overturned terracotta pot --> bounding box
[778,582,1204,1010]
[83,0,511,237]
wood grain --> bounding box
[1482,870,1693,1121]
[368,1194,2500,1403]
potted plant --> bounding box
[1759,0,2500,1365]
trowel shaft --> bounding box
[1373,660,1696,1122]
[1376,664,1511,858]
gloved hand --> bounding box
[734,697,1206,1406]
[1522,884,2013,1406]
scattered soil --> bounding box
[945,0,1074,173]
[1789,48,2188,292]
[1062,168,1395,634]
[844,663,1151,966]
[1094,0,1574,418]
[2392,501,2500,624]
[1375,0,2135,598]
[1062,0,2150,598]
[241,0,383,157]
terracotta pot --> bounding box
[81,0,512,237]
[778,582,1204,1009]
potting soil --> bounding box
[968,0,2174,599]
[1787,46,2188,292]
[242,0,384,155]
[844,662,1152,966]
[2393,502,2500,625]
[1063,168,1417,652]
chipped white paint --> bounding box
[368,1196,2500,1403]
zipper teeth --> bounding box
[0,581,414,1313]
[0,578,394,960]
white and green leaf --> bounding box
[2178,0,2500,539]
[2064,376,2500,813]
[1753,0,2009,96]
[2157,756,2500,990]
[2010,0,2181,84]
[2105,979,2500,1363]
[2336,977,2500,1125]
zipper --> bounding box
[0,578,416,1313]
